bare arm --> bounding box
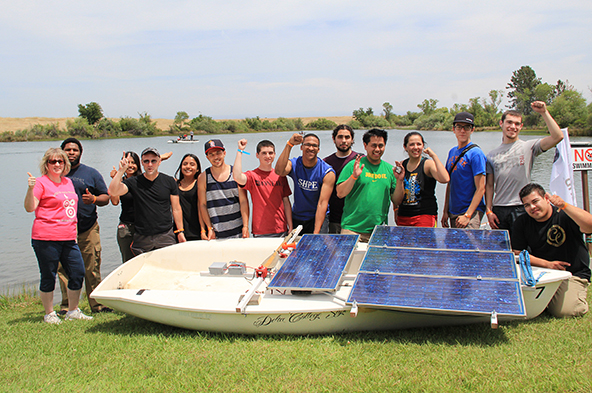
[532,101,563,151]
[108,157,130,197]
[548,194,592,234]
[232,139,248,186]
[336,155,363,199]
[512,250,570,271]
[197,172,214,240]
[485,173,499,229]
[314,171,335,234]
[423,148,449,184]
[283,196,293,232]
[24,172,39,212]
[170,194,186,243]
[275,133,302,176]
[392,161,405,207]
[239,188,250,238]
[82,188,110,206]
[455,174,486,228]
[441,184,451,228]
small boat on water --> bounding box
[168,138,199,144]
[91,226,571,334]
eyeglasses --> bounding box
[48,159,64,165]
[142,159,159,164]
[454,124,473,132]
[302,143,319,149]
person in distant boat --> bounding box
[323,125,358,234]
[233,139,292,237]
[441,112,486,229]
[485,101,563,238]
[393,132,449,227]
[276,133,335,234]
[58,137,110,314]
[24,148,92,324]
[512,183,591,317]
[109,147,186,254]
[175,153,204,241]
[198,139,249,240]
[336,128,397,242]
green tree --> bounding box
[506,66,541,116]
[174,111,189,126]
[417,99,438,115]
[382,102,393,120]
[77,102,103,125]
[548,90,588,128]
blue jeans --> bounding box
[32,240,85,292]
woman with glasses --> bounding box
[24,148,92,324]
[393,132,449,227]
[174,153,204,241]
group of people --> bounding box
[25,100,589,324]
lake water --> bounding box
[2,130,590,295]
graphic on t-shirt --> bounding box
[297,179,318,191]
[404,172,420,206]
[63,198,76,218]
[546,224,566,247]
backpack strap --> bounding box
[448,144,479,174]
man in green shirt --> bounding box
[336,128,397,242]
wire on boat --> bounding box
[518,250,538,287]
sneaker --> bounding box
[44,311,62,325]
[93,306,114,313]
[64,308,93,321]
[57,309,67,316]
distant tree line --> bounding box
[2,65,591,142]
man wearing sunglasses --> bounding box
[58,137,110,314]
[276,133,335,234]
[109,147,186,254]
[442,112,487,229]
[485,101,563,237]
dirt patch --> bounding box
[0,116,354,133]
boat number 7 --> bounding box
[535,286,545,299]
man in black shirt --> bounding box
[109,147,186,254]
[512,183,591,317]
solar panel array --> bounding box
[347,226,525,317]
[268,234,359,291]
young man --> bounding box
[58,138,110,313]
[233,138,292,237]
[512,183,590,317]
[109,147,186,254]
[336,128,397,242]
[323,125,358,234]
[442,112,486,229]
[275,133,335,234]
[486,101,563,236]
[198,139,249,239]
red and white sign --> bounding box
[572,147,592,171]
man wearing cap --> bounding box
[442,112,487,229]
[109,147,186,254]
[58,137,110,313]
[485,101,563,237]
[198,139,249,239]
[276,133,336,234]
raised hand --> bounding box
[27,172,36,189]
[289,133,304,146]
[353,155,364,178]
[393,161,405,181]
[531,101,547,114]
[238,139,248,150]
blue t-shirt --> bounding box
[445,143,486,215]
[65,163,108,234]
[288,157,335,221]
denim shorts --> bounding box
[31,239,85,292]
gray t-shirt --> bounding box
[486,139,543,206]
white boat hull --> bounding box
[91,238,570,334]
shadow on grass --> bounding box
[84,312,532,347]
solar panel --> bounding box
[268,234,359,291]
[368,225,511,251]
[348,273,525,316]
[360,247,518,280]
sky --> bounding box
[1,1,591,120]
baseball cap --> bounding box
[141,147,160,157]
[453,112,474,126]
[205,139,225,154]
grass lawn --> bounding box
[0,292,590,392]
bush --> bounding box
[189,114,220,133]
[78,102,103,125]
[96,118,121,138]
[307,118,338,130]
[67,118,94,138]
[219,120,249,133]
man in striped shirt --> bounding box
[198,139,249,239]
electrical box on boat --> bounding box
[209,262,227,275]
[228,261,246,276]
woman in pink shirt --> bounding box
[24,148,92,324]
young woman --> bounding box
[24,148,93,324]
[175,153,204,241]
[110,151,141,263]
[393,132,449,227]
